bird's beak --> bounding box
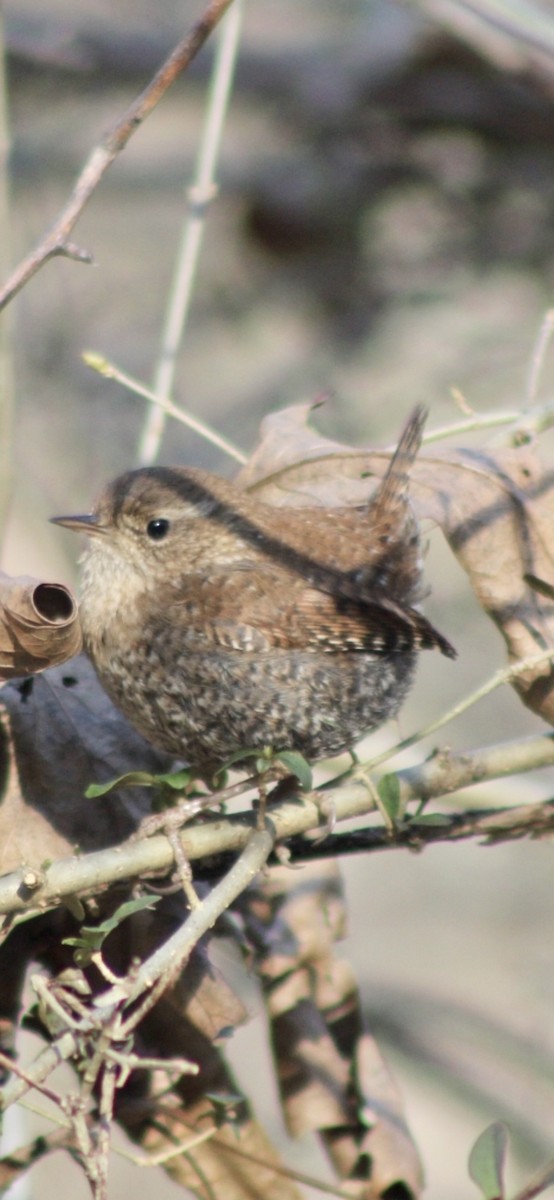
[50,513,107,536]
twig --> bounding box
[119,825,273,1017]
[207,1133,362,1200]
[394,732,554,806]
[420,399,554,446]
[0,1031,79,1110]
[0,1052,65,1108]
[286,796,554,862]
[139,0,245,465]
[419,0,554,59]
[512,1157,554,1200]
[0,0,236,311]
[524,308,554,410]
[0,1128,72,1190]
[122,1123,218,1168]
[360,650,554,774]
[83,352,247,463]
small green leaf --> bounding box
[376,773,401,822]
[85,771,160,798]
[274,750,313,791]
[95,894,160,931]
[154,768,193,791]
[63,895,160,965]
[468,1122,509,1199]
[86,768,193,798]
[216,749,260,777]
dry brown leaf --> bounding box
[137,1100,304,1200]
[239,405,554,724]
[126,899,247,1039]
[239,863,423,1198]
[0,570,82,679]
[0,654,175,870]
[120,989,303,1200]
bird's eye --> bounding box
[146,518,170,541]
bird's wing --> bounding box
[165,566,456,658]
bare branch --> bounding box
[0,0,236,311]
[0,732,553,918]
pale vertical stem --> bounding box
[138,0,245,466]
[0,4,14,539]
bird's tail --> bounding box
[370,404,427,517]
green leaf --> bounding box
[274,750,313,791]
[154,768,193,790]
[215,749,260,778]
[468,1122,509,1199]
[86,771,160,797]
[376,773,401,822]
[86,767,193,799]
[63,895,160,965]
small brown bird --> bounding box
[52,407,455,777]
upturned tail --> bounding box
[370,404,427,517]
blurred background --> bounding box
[3,0,554,1196]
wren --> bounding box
[52,407,455,777]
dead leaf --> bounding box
[120,987,304,1200]
[122,896,247,1039]
[239,863,423,1198]
[0,654,176,869]
[0,570,82,680]
[238,405,554,725]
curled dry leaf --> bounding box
[239,405,554,725]
[0,569,82,680]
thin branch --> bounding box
[83,352,247,464]
[524,308,554,410]
[208,1134,361,1200]
[0,0,236,311]
[0,731,554,917]
[120,825,274,1015]
[139,0,245,465]
[0,1128,72,1190]
[512,1157,554,1200]
[287,796,554,863]
[394,732,554,805]
[0,1032,79,1110]
[360,650,554,774]
[419,398,554,446]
